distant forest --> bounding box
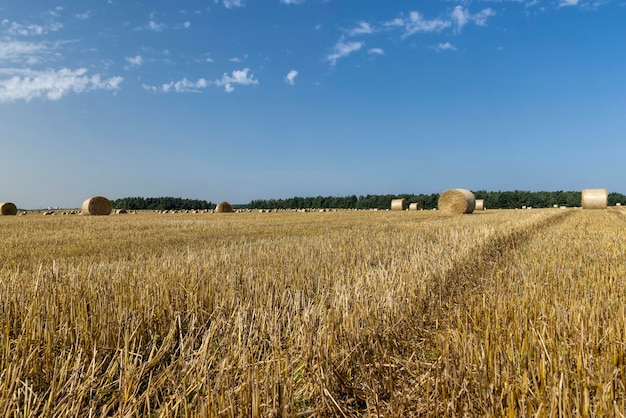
[111,197,214,211]
[112,191,626,211]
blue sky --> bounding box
[1,0,624,208]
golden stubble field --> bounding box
[0,208,625,417]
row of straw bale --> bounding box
[390,187,611,215]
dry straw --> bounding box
[581,188,607,210]
[438,189,476,214]
[0,202,17,216]
[215,201,233,213]
[409,202,422,211]
[391,199,407,211]
[81,196,112,216]
[475,199,485,211]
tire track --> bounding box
[427,209,576,315]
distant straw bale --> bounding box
[475,199,485,211]
[0,202,17,216]
[582,188,607,210]
[408,202,421,211]
[438,189,476,214]
[116,209,127,214]
[81,196,112,216]
[215,201,233,213]
[390,199,407,211]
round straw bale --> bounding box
[581,188,607,209]
[390,198,407,211]
[81,196,112,216]
[116,209,127,214]
[438,189,476,214]
[215,201,233,213]
[408,202,422,211]
[475,199,485,211]
[0,202,17,216]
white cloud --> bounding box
[215,68,258,92]
[2,20,63,36]
[451,6,470,31]
[436,42,457,51]
[125,55,143,67]
[383,17,405,28]
[144,67,259,94]
[159,78,209,93]
[284,70,298,85]
[327,41,364,65]
[147,21,165,31]
[402,11,451,37]
[223,0,245,8]
[368,48,384,55]
[0,68,122,103]
[558,0,578,6]
[281,0,305,4]
[75,11,92,20]
[473,8,496,26]
[0,40,49,63]
[206,57,214,62]
[183,21,191,28]
[452,6,496,32]
[228,57,241,63]
[348,21,374,36]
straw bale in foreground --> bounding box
[390,198,407,211]
[82,196,112,216]
[581,188,607,210]
[215,201,233,213]
[438,189,476,214]
[0,202,17,216]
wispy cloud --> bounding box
[183,21,191,28]
[223,0,245,9]
[215,68,258,92]
[368,48,384,55]
[327,41,364,65]
[473,8,496,26]
[436,42,457,51]
[348,21,374,36]
[0,41,48,63]
[1,19,63,36]
[147,21,166,31]
[452,6,496,32]
[284,70,298,85]
[0,67,122,103]
[75,11,92,20]
[125,55,143,67]
[384,11,451,38]
[144,77,209,93]
[558,0,578,6]
[280,0,305,4]
[144,68,259,94]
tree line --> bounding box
[111,197,214,211]
[112,191,626,211]
[249,191,626,210]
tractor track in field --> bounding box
[426,209,576,316]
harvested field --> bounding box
[0,208,624,416]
